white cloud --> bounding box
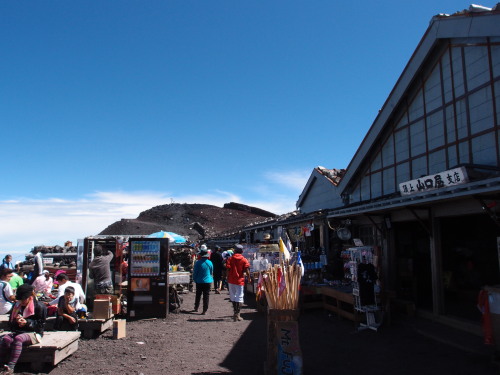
[0,184,302,260]
[264,170,310,190]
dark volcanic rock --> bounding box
[98,202,276,241]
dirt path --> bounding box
[10,289,500,375]
[48,290,266,375]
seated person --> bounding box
[32,270,53,297]
[48,273,86,317]
[54,286,80,331]
[0,284,47,374]
[0,269,15,315]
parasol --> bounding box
[147,231,186,244]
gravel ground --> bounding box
[9,289,500,375]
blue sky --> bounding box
[1,1,492,260]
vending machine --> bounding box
[127,237,170,320]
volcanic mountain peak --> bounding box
[98,202,276,241]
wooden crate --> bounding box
[0,331,80,371]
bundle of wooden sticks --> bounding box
[260,263,302,310]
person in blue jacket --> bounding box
[192,245,213,315]
[0,255,14,272]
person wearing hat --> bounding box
[0,284,47,374]
[226,244,252,321]
[0,255,15,272]
[192,245,213,315]
[220,248,234,291]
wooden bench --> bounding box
[45,316,114,339]
[78,318,114,339]
[0,315,9,331]
[0,331,80,371]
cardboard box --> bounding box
[93,299,113,320]
[113,319,126,339]
[95,294,121,314]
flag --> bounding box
[285,232,293,254]
[297,251,305,277]
[277,267,286,296]
[279,237,291,261]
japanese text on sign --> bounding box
[399,167,468,196]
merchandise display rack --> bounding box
[348,247,381,332]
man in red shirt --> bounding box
[226,244,252,321]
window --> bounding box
[492,44,500,79]
[371,172,382,198]
[383,168,396,195]
[371,152,382,172]
[447,146,458,168]
[445,104,456,143]
[412,156,427,178]
[458,141,471,164]
[464,45,490,90]
[427,110,445,150]
[442,50,454,103]
[456,99,468,140]
[472,134,497,166]
[396,162,410,184]
[361,175,371,201]
[424,63,443,112]
[382,136,395,167]
[410,120,426,156]
[409,89,424,122]
[429,150,446,174]
[469,87,494,134]
[451,46,465,97]
[395,128,409,162]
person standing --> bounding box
[89,245,114,295]
[192,245,213,315]
[32,248,44,283]
[0,269,16,315]
[226,244,251,322]
[0,284,47,374]
[220,248,233,291]
[211,245,224,294]
[0,255,14,271]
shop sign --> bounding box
[399,167,468,196]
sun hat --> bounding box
[198,244,210,257]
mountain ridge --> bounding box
[98,202,276,241]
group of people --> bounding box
[192,244,251,321]
[0,245,114,373]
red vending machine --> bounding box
[127,237,169,320]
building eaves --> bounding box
[327,176,500,218]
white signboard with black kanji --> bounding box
[399,167,468,196]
